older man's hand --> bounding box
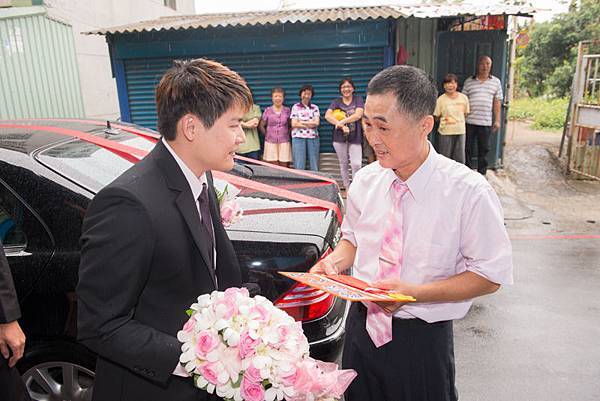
[492,121,501,132]
[371,278,418,314]
[309,255,338,275]
[0,321,26,367]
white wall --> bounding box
[195,0,278,13]
[44,0,195,120]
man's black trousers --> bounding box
[342,303,458,401]
[466,123,492,175]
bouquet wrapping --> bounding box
[177,287,356,401]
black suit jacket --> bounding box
[77,141,242,401]
[0,242,20,325]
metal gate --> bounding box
[123,47,385,153]
[567,40,600,180]
[435,29,508,169]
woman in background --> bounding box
[434,73,470,164]
[238,102,262,160]
[324,77,364,189]
[259,87,292,167]
[290,84,320,171]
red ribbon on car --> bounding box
[0,123,145,163]
[0,123,343,223]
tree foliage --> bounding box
[520,0,600,97]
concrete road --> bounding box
[455,236,600,401]
[456,122,600,401]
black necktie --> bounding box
[198,183,215,268]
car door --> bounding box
[0,179,54,335]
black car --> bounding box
[0,119,346,401]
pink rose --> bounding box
[249,304,271,324]
[243,365,262,383]
[195,330,220,359]
[221,200,242,227]
[224,287,249,298]
[214,296,238,320]
[182,316,196,333]
[274,324,292,346]
[239,330,260,358]
[198,362,219,385]
[240,376,265,401]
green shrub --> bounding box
[508,97,569,131]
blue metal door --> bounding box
[123,47,385,153]
[435,30,508,168]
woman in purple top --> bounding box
[259,87,292,167]
[325,77,364,189]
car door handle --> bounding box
[3,247,32,257]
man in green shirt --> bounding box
[238,103,262,160]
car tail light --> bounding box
[274,283,335,322]
[274,247,335,322]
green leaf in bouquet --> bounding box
[186,309,194,317]
[216,185,229,205]
[232,373,243,387]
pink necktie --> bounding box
[366,179,409,348]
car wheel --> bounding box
[18,341,96,401]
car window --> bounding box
[0,181,27,249]
[36,132,155,194]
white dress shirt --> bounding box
[342,143,513,322]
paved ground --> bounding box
[455,121,600,401]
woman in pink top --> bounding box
[259,87,292,167]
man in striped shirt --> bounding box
[462,55,503,176]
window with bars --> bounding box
[163,0,176,10]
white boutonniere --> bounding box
[214,181,243,227]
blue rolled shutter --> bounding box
[124,46,384,152]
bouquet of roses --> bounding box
[177,287,356,401]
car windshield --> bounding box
[36,130,155,194]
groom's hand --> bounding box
[0,321,26,367]
[309,255,338,275]
[371,278,417,314]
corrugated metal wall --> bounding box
[0,11,84,119]
[124,47,384,152]
[396,17,437,75]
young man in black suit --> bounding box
[77,59,252,401]
[0,242,31,401]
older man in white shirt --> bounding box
[311,65,513,401]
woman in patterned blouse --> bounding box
[290,84,320,171]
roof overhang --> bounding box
[86,4,536,35]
